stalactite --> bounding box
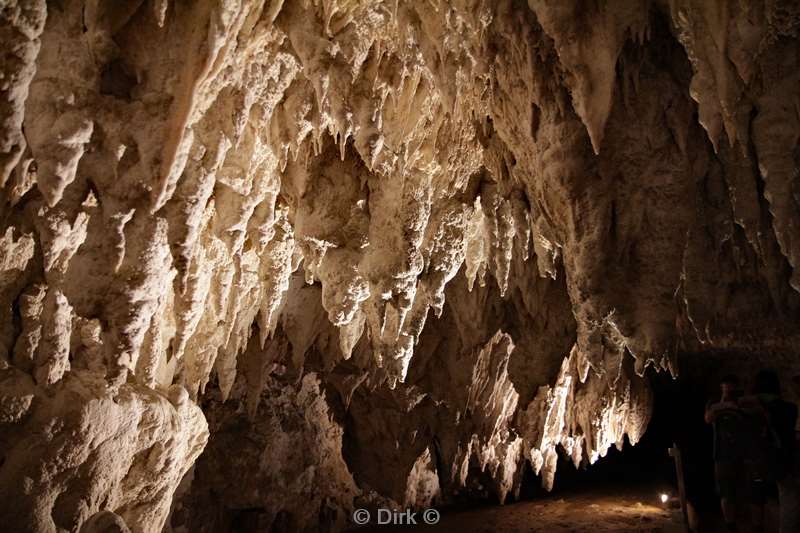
[1,1,799,531]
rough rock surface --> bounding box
[0,1,799,532]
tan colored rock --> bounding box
[0,373,206,533]
[0,1,798,531]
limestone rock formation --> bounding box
[1,0,799,531]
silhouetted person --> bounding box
[739,369,798,533]
[705,374,746,531]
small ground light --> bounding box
[659,493,669,504]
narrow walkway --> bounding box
[355,484,686,532]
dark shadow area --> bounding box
[514,365,726,532]
[659,364,721,528]
[518,370,679,500]
[347,357,794,533]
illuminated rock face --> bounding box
[1,1,799,531]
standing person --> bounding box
[740,369,799,533]
[705,374,746,531]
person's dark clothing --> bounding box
[707,400,748,500]
[753,394,799,532]
[707,400,747,462]
[741,394,798,483]
[761,395,798,478]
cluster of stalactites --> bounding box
[519,345,652,491]
[2,1,798,504]
[0,0,510,396]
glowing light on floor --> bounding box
[659,493,669,504]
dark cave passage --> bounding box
[348,360,797,533]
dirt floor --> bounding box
[352,483,687,532]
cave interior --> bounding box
[1,0,800,532]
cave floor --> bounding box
[355,483,687,532]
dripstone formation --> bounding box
[1,1,799,531]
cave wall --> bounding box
[1,1,799,532]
